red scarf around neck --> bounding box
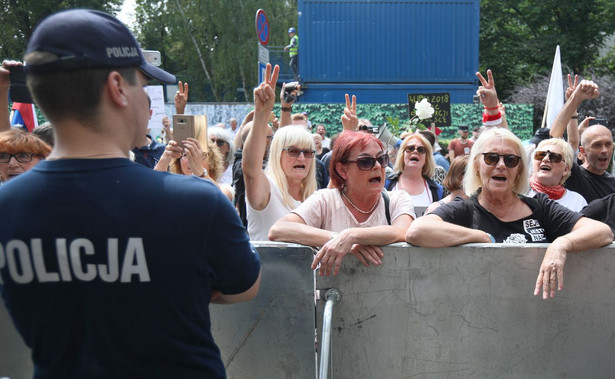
[530,178,566,200]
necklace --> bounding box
[341,190,380,214]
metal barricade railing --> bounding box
[318,288,341,379]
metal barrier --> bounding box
[2,242,615,378]
[318,288,341,379]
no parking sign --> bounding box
[255,9,269,46]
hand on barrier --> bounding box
[534,240,568,299]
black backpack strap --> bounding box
[382,190,391,225]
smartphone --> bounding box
[142,50,161,67]
[589,118,608,127]
[9,65,34,103]
[172,115,207,149]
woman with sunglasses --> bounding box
[207,127,235,186]
[244,64,317,241]
[385,133,443,212]
[406,128,612,299]
[0,129,51,183]
[269,131,415,276]
[528,138,586,211]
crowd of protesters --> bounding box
[0,8,614,377]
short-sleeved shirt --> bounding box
[527,189,587,212]
[581,193,615,236]
[564,161,615,203]
[448,138,474,157]
[293,188,415,232]
[432,193,582,243]
[0,158,260,378]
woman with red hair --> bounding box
[0,129,51,183]
[269,130,415,276]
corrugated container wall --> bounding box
[297,0,480,103]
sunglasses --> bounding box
[404,145,426,154]
[210,139,227,147]
[283,147,315,159]
[345,154,389,171]
[0,152,41,164]
[481,153,521,168]
[534,150,563,163]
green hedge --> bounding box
[282,103,534,141]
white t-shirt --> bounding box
[527,188,587,212]
[220,165,233,185]
[247,175,301,241]
[293,188,415,231]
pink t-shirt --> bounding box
[293,188,415,231]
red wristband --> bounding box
[483,106,499,110]
[483,111,501,122]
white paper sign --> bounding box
[145,85,166,142]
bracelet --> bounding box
[483,112,502,124]
[484,106,499,110]
[281,106,292,112]
[571,114,578,119]
[488,233,496,243]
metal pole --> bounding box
[319,288,341,379]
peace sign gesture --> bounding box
[174,81,189,114]
[341,94,359,131]
[565,74,579,101]
[476,69,498,109]
[254,63,280,117]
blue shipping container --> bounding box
[296,0,480,103]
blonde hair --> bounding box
[265,125,317,209]
[463,128,529,196]
[393,134,435,177]
[535,138,574,184]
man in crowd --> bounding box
[228,117,239,138]
[550,79,615,203]
[316,123,331,149]
[284,27,300,81]
[132,95,166,168]
[448,124,474,160]
[0,9,260,377]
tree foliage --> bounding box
[134,0,297,102]
[0,0,122,60]
[480,0,615,99]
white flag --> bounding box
[545,46,564,129]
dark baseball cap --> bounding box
[458,125,469,132]
[24,9,176,84]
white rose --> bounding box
[414,98,435,120]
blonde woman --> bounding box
[244,64,317,240]
[154,119,234,201]
[385,134,443,208]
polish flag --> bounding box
[10,102,38,132]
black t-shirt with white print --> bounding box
[432,192,582,243]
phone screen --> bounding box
[9,66,34,103]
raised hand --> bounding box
[476,69,498,109]
[253,63,280,116]
[565,74,579,101]
[341,94,358,131]
[174,81,189,114]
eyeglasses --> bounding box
[210,139,227,147]
[534,150,563,163]
[283,147,315,159]
[481,153,521,168]
[0,152,42,164]
[404,145,426,154]
[345,154,389,171]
